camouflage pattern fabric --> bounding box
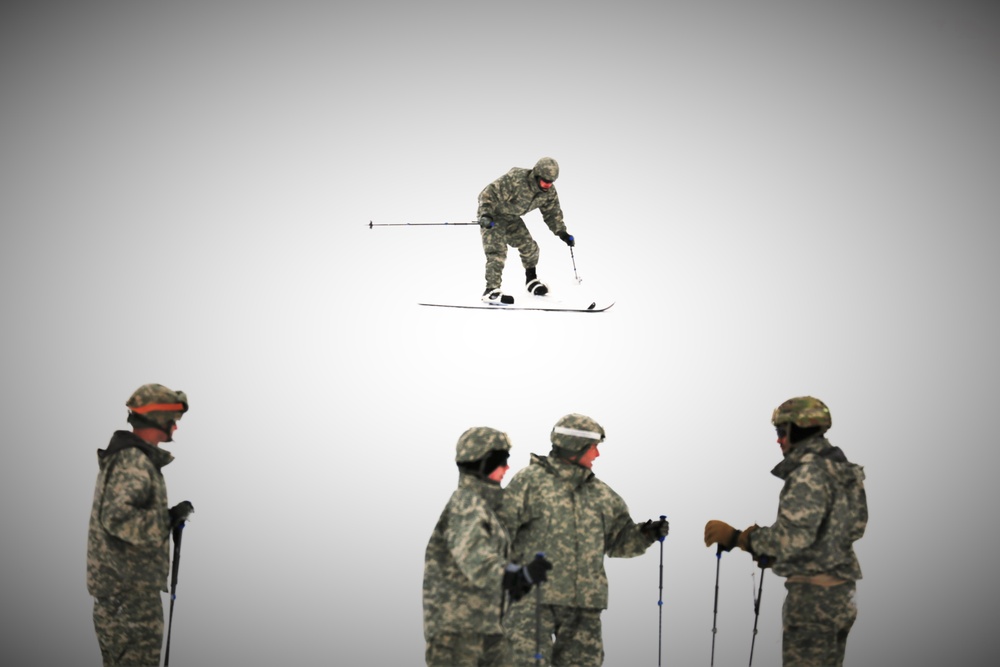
[425,632,512,667]
[456,426,512,463]
[125,383,188,436]
[748,434,866,666]
[782,581,857,666]
[480,220,540,290]
[423,472,512,663]
[477,166,567,290]
[504,602,604,667]
[771,396,832,431]
[749,435,867,581]
[92,590,164,666]
[87,430,173,666]
[497,453,654,610]
[477,167,566,234]
[88,431,174,596]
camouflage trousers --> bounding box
[92,591,164,666]
[425,632,512,667]
[505,599,604,666]
[781,581,857,666]
[480,218,540,291]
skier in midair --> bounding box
[477,157,575,305]
[704,396,868,667]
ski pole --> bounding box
[164,520,187,667]
[657,514,667,667]
[569,246,582,284]
[711,545,723,667]
[748,557,768,667]
[534,552,545,666]
[368,220,479,229]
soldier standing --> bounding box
[476,157,576,305]
[87,383,194,666]
[497,414,669,666]
[704,396,868,667]
[423,427,552,667]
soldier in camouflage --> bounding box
[477,157,575,305]
[87,384,194,666]
[497,414,669,666]
[423,427,552,667]
[704,396,868,667]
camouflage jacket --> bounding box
[87,431,174,597]
[497,453,653,610]
[750,435,867,581]
[477,167,566,234]
[423,472,511,639]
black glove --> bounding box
[558,231,575,247]
[641,518,670,541]
[503,564,533,602]
[479,215,495,229]
[169,501,194,529]
[503,555,553,602]
[525,554,553,583]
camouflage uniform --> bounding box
[498,437,657,666]
[477,158,567,291]
[749,405,867,667]
[87,384,188,667]
[423,428,515,667]
[87,431,174,666]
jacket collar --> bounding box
[532,452,593,487]
[99,430,174,471]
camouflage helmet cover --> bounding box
[532,157,559,182]
[126,383,188,432]
[771,396,831,432]
[455,426,512,463]
[550,413,605,453]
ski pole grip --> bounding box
[659,515,667,542]
[534,552,546,560]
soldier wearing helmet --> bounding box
[476,157,576,305]
[423,427,552,666]
[87,384,195,667]
[497,414,669,666]
[704,397,868,666]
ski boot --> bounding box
[482,288,514,305]
[525,267,549,296]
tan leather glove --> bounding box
[704,520,740,551]
[736,524,759,552]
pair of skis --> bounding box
[369,220,614,313]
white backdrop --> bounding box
[1,1,998,665]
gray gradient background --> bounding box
[1,1,997,665]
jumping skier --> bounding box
[477,157,576,305]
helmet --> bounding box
[126,383,188,434]
[771,396,831,432]
[532,157,559,182]
[550,413,605,453]
[455,426,512,463]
